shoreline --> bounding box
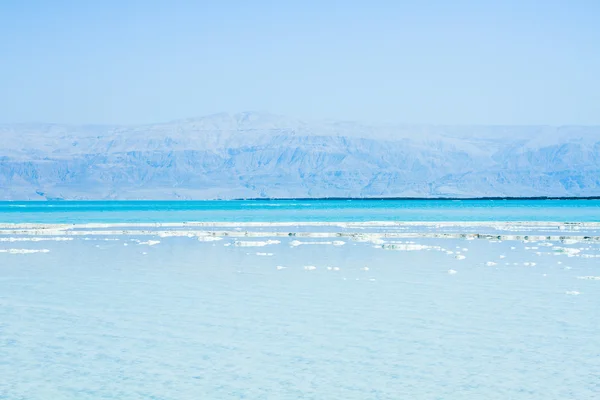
[1,221,599,242]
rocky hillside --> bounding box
[1,112,599,199]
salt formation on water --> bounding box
[197,236,223,242]
[577,276,600,280]
[138,240,160,246]
[0,248,50,254]
[553,247,581,256]
[382,244,438,251]
[234,240,281,247]
[290,240,346,247]
[0,237,72,242]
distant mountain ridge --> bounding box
[1,112,599,200]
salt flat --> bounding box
[1,224,599,399]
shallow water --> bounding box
[1,226,599,399]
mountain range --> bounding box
[1,112,599,199]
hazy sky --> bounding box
[1,0,598,125]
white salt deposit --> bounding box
[139,240,160,246]
[290,240,345,247]
[561,239,580,245]
[553,247,581,256]
[158,231,197,238]
[0,237,73,242]
[234,240,280,247]
[382,244,437,251]
[0,248,50,254]
[197,236,223,242]
[581,254,600,258]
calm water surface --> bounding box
[1,235,599,399]
[1,199,599,223]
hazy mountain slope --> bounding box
[0,112,599,199]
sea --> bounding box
[1,199,600,223]
[1,200,599,399]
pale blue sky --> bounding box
[0,0,598,125]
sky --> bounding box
[0,0,599,125]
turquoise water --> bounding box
[0,199,600,223]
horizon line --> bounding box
[3,196,600,202]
